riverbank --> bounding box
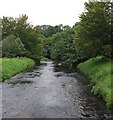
[77,56,113,107]
[0,57,35,81]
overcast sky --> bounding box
[0,0,87,26]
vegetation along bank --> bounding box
[77,56,113,107]
[0,58,35,81]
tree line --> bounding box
[1,1,113,66]
[43,1,112,68]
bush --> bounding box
[2,35,27,58]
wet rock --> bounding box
[67,73,76,77]
[81,112,91,117]
[79,105,84,110]
[104,114,108,118]
[18,76,23,79]
[55,73,63,77]
[25,73,33,75]
[19,80,33,84]
[61,84,65,87]
[8,80,33,86]
[34,71,40,73]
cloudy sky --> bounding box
[0,0,87,26]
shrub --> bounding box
[2,35,27,58]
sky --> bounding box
[0,0,87,27]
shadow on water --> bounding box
[54,65,75,73]
[54,65,113,119]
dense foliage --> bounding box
[74,2,112,59]
[2,1,112,63]
[42,1,113,67]
[1,1,112,61]
[50,28,77,68]
[2,15,44,62]
[2,35,26,57]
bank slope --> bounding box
[0,57,35,81]
[77,56,113,107]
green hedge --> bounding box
[77,56,113,107]
[0,57,35,81]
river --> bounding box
[1,61,113,119]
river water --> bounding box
[1,61,113,119]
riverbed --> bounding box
[1,61,113,119]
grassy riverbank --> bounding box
[77,56,113,107]
[0,57,35,81]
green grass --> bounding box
[77,56,113,107]
[0,57,35,81]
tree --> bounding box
[74,1,112,58]
[2,35,26,57]
[2,15,44,61]
[2,16,16,39]
[41,24,64,58]
[50,28,77,67]
[40,24,63,37]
